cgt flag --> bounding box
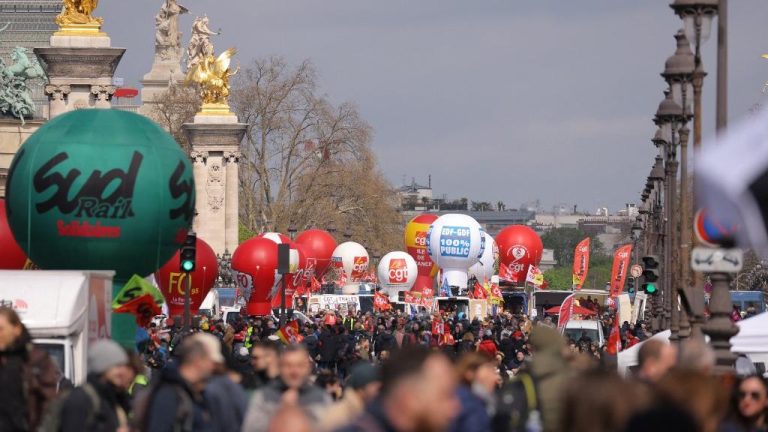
[609,244,633,297]
[276,320,304,345]
[526,265,545,288]
[473,280,488,299]
[572,238,591,290]
[374,290,392,312]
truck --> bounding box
[730,290,765,315]
[0,270,114,385]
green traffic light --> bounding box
[645,283,657,294]
[181,260,194,272]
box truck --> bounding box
[0,270,114,385]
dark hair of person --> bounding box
[175,339,208,365]
[637,339,665,369]
[455,352,495,386]
[0,306,31,349]
[252,340,281,355]
[379,346,435,397]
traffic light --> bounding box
[641,255,660,295]
[627,277,635,294]
[179,232,196,273]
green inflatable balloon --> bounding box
[5,109,196,279]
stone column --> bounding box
[44,84,71,118]
[91,85,117,109]
[190,150,208,233]
[224,151,241,254]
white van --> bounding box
[562,319,605,347]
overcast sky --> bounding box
[100,0,768,213]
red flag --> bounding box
[276,320,304,345]
[473,281,487,299]
[499,264,518,284]
[431,317,444,336]
[374,291,392,312]
[609,244,633,297]
[606,317,621,355]
[572,238,591,290]
[557,293,575,331]
[114,293,161,328]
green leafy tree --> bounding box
[540,227,607,268]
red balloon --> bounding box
[155,237,219,317]
[0,199,28,269]
[270,243,307,309]
[295,229,337,276]
[232,237,279,316]
[495,225,543,285]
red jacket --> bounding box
[477,339,498,357]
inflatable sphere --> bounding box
[331,241,369,294]
[426,214,484,289]
[377,251,418,298]
[495,225,543,285]
[232,237,279,316]
[0,199,28,269]
[295,229,337,276]
[404,213,439,293]
[4,110,195,279]
[469,232,498,282]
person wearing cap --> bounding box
[320,362,381,432]
[196,333,248,432]
[60,340,132,432]
[477,329,498,358]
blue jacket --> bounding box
[448,385,491,432]
[144,364,213,432]
[204,374,247,432]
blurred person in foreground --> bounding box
[242,344,331,432]
[196,333,248,432]
[250,340,280,388]
[635,339,676,383]
[336,346,459,432]
[654,369,729,432]
[321,363,381,432]
[138,337,216,432]
[493,326,570,432]
[449,352,499,432]
[721,374,768,432]
[59,340,132,432]
[0,306,59,432]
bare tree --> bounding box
[231,56,401,251]
[148,83,201,152]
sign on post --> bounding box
[630,265,642,278]
[691,247,743,273]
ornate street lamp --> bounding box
[288,222,298,240]
[670,0,717,59]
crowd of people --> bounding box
[1,302,767,432]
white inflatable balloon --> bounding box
[377,251,418,298]
[260,232,291,244]
[331,241,370,294]
[469,232,498,281]
[426,214,484,289]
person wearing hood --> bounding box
[449,352,499,432]
[60,340,133,432]
[493,326,571,432]
[0,307,59,432]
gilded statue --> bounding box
[56,0,103,27]
[185,48,238,107]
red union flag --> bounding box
[609,244,633,297]
[557,293,575,331]
[388,258,408,284]
[572,238,591,290]
[351,256,369,280]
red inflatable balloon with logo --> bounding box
[0,199,28,269]
[495,225,543,286]
[295,229,337,276]
[232,237,279,316]
[270,243,307,309]
[155,237,218,317]
[404,214,438,293]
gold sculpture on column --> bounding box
[55,0,106,36]
[185,48,239,116]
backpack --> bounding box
[38,383,101,432]
[492,372,541,432]
[133,382,195,432]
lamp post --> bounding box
[648,155,666,331]
[654,91,683,335]
[288,222,297,240]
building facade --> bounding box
[0,0,59,114]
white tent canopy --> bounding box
[731,312,768,354]
[617,330,671,377]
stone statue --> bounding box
[185,48,238,106]
[0,47,47,123]
[155,0,188,61]
[186,16,218,70]
[56,0,103,26]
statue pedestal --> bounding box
[138,55,185,118]
[0,119,43,198]
[183,113,245,255]
[34,34,124,118]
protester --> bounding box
[250,340,280,388]
[0,306,59,432]
[196,333,248,432]
[655,369,729,432]
[721,375,768,432]
[59,340,132,432]
[635,339,677,383]
[478,329,499,357]
[336,346,459,432]
[242,345,331,432]
[449,352,498,432]
[320,362,381,431]
[138,337,215,432]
